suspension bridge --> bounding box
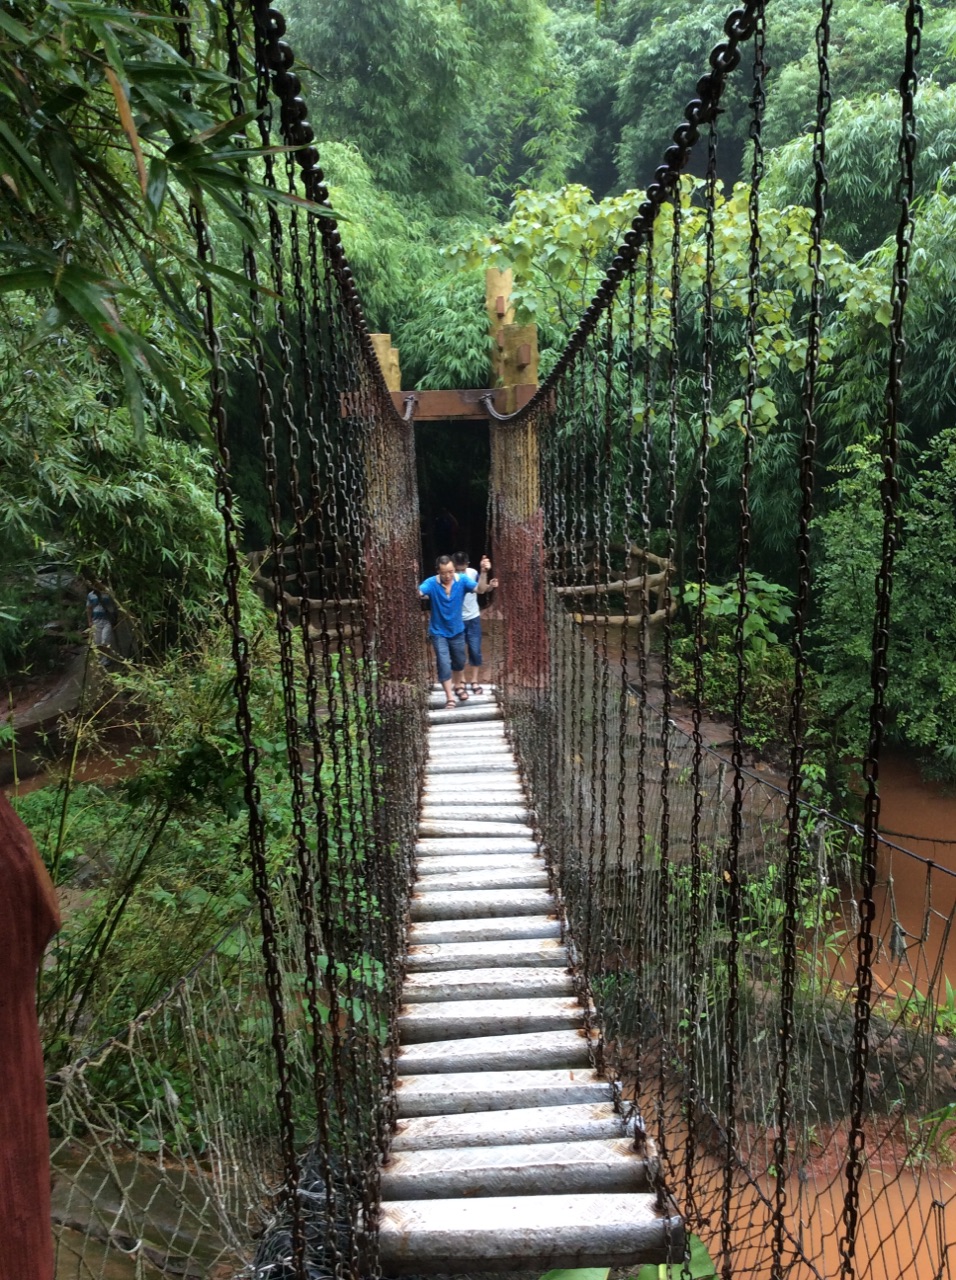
[16,0,956,1278]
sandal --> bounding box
[444,698,456,709]
[454,685,469,702]
[471,684,484,695]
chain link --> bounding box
[841,3,923,1275]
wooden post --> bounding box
[498,323,539,395]
[370,332,402,391]
[0,791,60,1280]
[486,268,538,393]
[486,267,515,347]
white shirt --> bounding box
[459,568,480,621]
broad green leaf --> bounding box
[540,1270,609,1280]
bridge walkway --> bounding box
[377,689,683,1274]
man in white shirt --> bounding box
[452,553,497,695]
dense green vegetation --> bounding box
[2,0,956,1063]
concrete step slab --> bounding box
[420,805,531,823]
[410,887,553,921]
[391,1100,632,1150]
[377,1193,684,1273]
[427,693,499,707]
[423,789,525,806]
[426,760,519,775]
[402,967,574,1003]
[406,936,567,971]
[412,867,549,894]
[380,1137,653,1200]
[423,774,522,787]
[394,1068,611,1117]
[398,996,584,1044]
[396,1027,595,1075]
[408,915,561,945]
[415,837,537,856]
[425,731,510,746]
[427,706,503,725]
[414,853,541,875]
[418,820,535,839]
[414,855,542,875]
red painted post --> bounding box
[0,791,61,1280]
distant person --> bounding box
[433,507,460,554]
[453,552,497,694]
[86,582,117,667]
[418,555,489,709]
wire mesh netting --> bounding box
[487,1,956,1273]
[41,0,427,1275]
[25,0,954,1275]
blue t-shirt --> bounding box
[419,574,477,638]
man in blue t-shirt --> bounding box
[419,555,488,708]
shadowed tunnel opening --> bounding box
[415,420,491,572]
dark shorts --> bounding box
[431,632,466,683]
[463,616,483,668]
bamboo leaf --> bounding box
[105,66,148,198]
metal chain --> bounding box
[483,1,764,432]
[656,177,682,1188]
[773,1,832,1274]
[722,7,765,1275]
[841,3,923,1275]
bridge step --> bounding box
[414,852,539,873]
[396,1027,595,1074]
[380,1137,654,1199]
[377,1194,683,1273]
[420,804,531,822]
[418,819,536,838]
[422,776,524,795]
[408,914,561,944]
[381,689,682,1273]
[391,1100,635,1150]
[424,778,527,798]
[426,757,517,773]
[406,936,568,971]
[411,867,549,893]
[402,967,575,1003]
[410,887,553,920]
[394,1068,613,1117]
[426,734,511,750]
[427,705,503,724]
[398,996,587,1044]
[415,836,537,855]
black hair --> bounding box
[435,554,454,569]
[452,552,469,568]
